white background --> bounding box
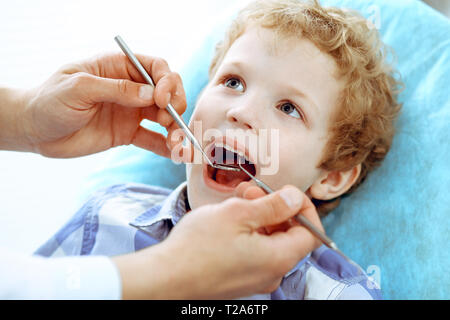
[0,0,251,254]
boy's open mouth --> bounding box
[203,141,256,192]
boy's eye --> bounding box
[224,77,244,92]
[277,102,302,120]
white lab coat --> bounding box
[0,247,120,299]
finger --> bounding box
[265,194,322,235]
[273,202,324,253]
[234,181,253,198]
[132,125,171,158]
[128,55,183,112]
[117,53,170,85]
[141,106,159,123]
[156,108,174,128]
[166,122,184,150]
[293,194,325,233]
[125,54,164,84]
[264,197,323,235]
[82,53,151,83]
[79,73,155,107]
[81,53,170,87]
[154,71,186,110]
[264,195,324,252]
[263,225,321,269]
[154,78,187,128]
[245,186,305,230]
[243,186,267,200]
[234,182,268,200]
[154,72,187,114]
[232,183,271,235]
[147,56,171,81]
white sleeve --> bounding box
[0,247,121,300]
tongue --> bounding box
[215,168,250,188]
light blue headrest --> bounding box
[84,0,450,299]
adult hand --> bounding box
[113,184,323,299]
[17,53,186,158]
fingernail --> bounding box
[167,93,171,104]
[280,188,303,209]
[139,85,153,100]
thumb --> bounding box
[82,74,155,107]
[246,186,305,229]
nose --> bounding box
[226,104,256,130]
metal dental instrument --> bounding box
[237,163,352,262]
[114,35,239,172]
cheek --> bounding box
[189,97,222,133]
[267,134,324,191]
[192,88,223,117]
[189,107,205,129]
[188,108,214,146]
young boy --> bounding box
[35,0,401,299]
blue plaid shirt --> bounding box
[35,182,382,300]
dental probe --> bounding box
[114,35,239,172]
[238,163,353,263]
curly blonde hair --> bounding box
[209,0,402,216]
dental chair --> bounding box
[82,0,450,299]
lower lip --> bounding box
[202,163,236,193]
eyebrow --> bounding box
[222,60,247,74]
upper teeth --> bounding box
[215,142,249,162]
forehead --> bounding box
[222,26,339,81]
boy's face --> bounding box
[186,26,345,210]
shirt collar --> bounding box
[131,182,188,228]
[160,181,189,225]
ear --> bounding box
[309,164,362,200]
